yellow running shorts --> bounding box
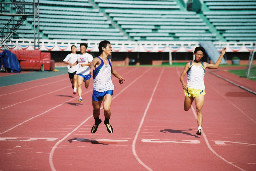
[184,88,206,98]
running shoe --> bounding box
[73,91,77,95]
[196,129,201,135]
[78,98,83,102]
[91,119,102,133]
[105,123,113,133]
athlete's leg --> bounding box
[184,96,194,111]
[73,74,78,92]
[91,100,102,133]
[84,79,90,89]
[77,75,83,99]
[68,73,74,88]
[70,78,74,88]
[103,94,113,133]
[195,95,204,128]
[103,94,112,119]
[92,100,102,118]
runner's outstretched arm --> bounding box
[206,47,226,69]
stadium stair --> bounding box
[199,41,226,64]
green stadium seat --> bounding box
[48,35,128,41]
[209,6,256,10]
[27,17,111,25]
[10,0,253,42]
[204,0,256,1]
[109,13,200,18]
[126,29,152,33]
[95,0,177,6]
[130,33,169,37]
[43,31,123,36]
[146,37,174,41]
[98,4,179,9]
[27,0,92,7]
[113,17,203,23]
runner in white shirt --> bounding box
[63,45,79,94]
[76,43,93,102]
[89,40,125,133]
[180,47,226,135]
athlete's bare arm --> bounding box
[89,58,101,75]
[80,62,91,67]
[64,61,77,68]
[205,47,226,69]
[112,68,125,84]
[180,62,190,90]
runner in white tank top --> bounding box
[89,40,125,134]
[187,61,205,91]
[180,47,226,136]
[93,56,114,92]
[63,45,79,94]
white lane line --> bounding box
[191,107,245,171]
[0,78,67,97]
[141,139,200,144]
[1,86,70,110]
[215,140,256,146]
[49,68,151,171]
[176,67,245,171]
[132,68,164,171]
[95,139,128,143]
[0,137,58,141]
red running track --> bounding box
[0,67,255,171]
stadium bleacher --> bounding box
[21,0,129,41]
[202,0,256,42]
[3,0,256,42]
[99,0,217,41]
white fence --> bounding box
[2,39,256,53]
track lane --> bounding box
[135,67,238,171]
[0,67,137,171]
[1,67,255,171]
[50,67,159,171]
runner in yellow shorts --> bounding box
[180,47,226,135]
[184,88,206,98]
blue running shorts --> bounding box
[77,74,91,81]
[92,90,113,102]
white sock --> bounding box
[198,126,202,130]
[74,87,77,92]
[79,96,82,99]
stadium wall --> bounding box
[3,39,256,66]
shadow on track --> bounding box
[57,95,74,98]
[68,138,108,145]
[160,128,200,138]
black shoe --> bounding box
[105,123,113,133]
[91,119,102,133]
[196,129,201,135]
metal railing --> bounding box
[0,0,39,49]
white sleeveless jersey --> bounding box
[187,62,205,90]
[77,53,93,75]
[93,57,114,92]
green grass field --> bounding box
[228,67,256,81]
